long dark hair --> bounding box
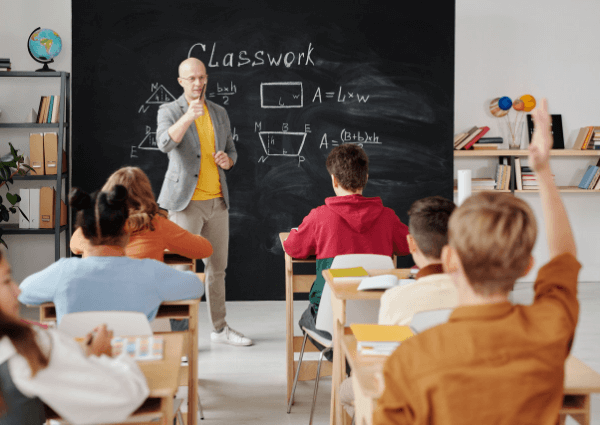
[69,185,129,246]
[0,252,49,413]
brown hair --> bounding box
[325,144,368,191]
[408,196,456,259]
[0,250,49,413]
[102,167,164,233]
[448,192,537,295]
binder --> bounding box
[29,133,45,175]
[43,132,67,175]
[40,187,67,229]
[18,189,30,229]
[29,188,40,229]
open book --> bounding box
[357,275,416,291]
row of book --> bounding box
[36,95,61,124]
[0,58,11,71]
[495,163,512,191]
[573,127,600,150]
[454,126,490,150]
[30,132,67,176]
[577,160,600,190]
[18,187,67,229]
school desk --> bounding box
[322,268,412,425]
[34,298,201,425]
[45,332,184,424]
[341,334,600,425]
[279,232,331,407]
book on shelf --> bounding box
[477,137,503,144]
[350,324,414,356]
[455,127,482,150]
[46,96,54,124]
[454,126,478,148]
[329,266,370,283]
[472,144,499,150]
[111,335,164,361]
[573,127,590,150]
[527,114,564,149]
[515,158,523,190]
[37,96,49,124]
[357,275,415,291]
[471,177,496,187]
[588,168,600,189]
[50,96,60,123]
[578,165,598,189]
[463,126,490,150]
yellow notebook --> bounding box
[329,266,369,282]
[350,324,414,343]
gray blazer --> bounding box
[156,95,237,211]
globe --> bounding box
[28,27,62,72]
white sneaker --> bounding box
[210,325,253,346]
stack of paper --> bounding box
[350,324,414,356]
[111,335,164,361]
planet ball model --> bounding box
[490,97,509,117]
[28,27,62,72]
[520,94,536,112]
[512,99,525,111]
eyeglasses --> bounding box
[179,75,208,83]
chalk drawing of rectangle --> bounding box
[260,82,303,108]
[258,132,307,156]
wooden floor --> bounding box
[22,281,600,424]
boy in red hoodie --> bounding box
[283,144,410,350]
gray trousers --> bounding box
[169,198,229,332]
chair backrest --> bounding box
[330,254,395,325]
[330,254,394,270]
[58,311,153,338]
[315,282,334,336]
[409,308,453,334]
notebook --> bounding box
[350,324,414,355]
[111,335,164,361]
[357,275,416,291]
[330,266,370,282]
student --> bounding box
[19,185,204,324]
[0,248,149,424]
[70,166,213,262]
[283,143,410,348]
[340,195,458,417]
[373,99,580,424]
[378,195,458,326]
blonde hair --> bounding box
[448,192,537,295]
[101,167,165,233]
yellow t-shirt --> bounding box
[191,103,222,201]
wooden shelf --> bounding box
[455,149,600,157]
[453,188,510,193]
[0,224,68,235]
[12,173,67,181]
[0,123,66,129]
[515,186,598,193]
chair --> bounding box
[288,254,394,424]
[409,308,453,334]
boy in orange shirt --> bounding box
[373,99,580,425]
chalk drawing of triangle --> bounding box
[145,85,177,104]
[138,132,159,150]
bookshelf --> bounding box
[454,149,600,194]
[0,71,71,260]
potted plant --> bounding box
[0,142,34,247]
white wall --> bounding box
[1,0,598,283]
[455,0,600,282]
[0,0,71,282]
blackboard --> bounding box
[72,0,455,301]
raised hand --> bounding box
[528,98,553,172]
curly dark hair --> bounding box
[325,144,369,191]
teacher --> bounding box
[156,57,252,346]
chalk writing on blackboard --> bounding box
[260,82,303,108]
[320,131,380,149]
[187,42,316,68]
[138,126,158,150]
[208,81,237,106]
[145,84,177,105]
[258,131,306,165]
[312,86,370,103]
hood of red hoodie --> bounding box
[324,194,385,233]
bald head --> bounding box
[177,58,208,102]
[178,58,206,77]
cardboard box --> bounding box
[39,187,67,229]
[43,132,67,175]
[29,133,45,175]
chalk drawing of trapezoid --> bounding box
[145,85,177,104]
[138,132,158,150]
[260,82,303,109]
[258,131,306,160]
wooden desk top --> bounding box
[324,269,412,300]
[138,333,184,398]
[342,334,600,400]
[279,231,317,262]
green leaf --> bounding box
[9,142,18,160]
[6,192,18,206]
[17,206,28,222]
[1,209,9,222]
[0,166,7,181]
[9,207,15,214]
